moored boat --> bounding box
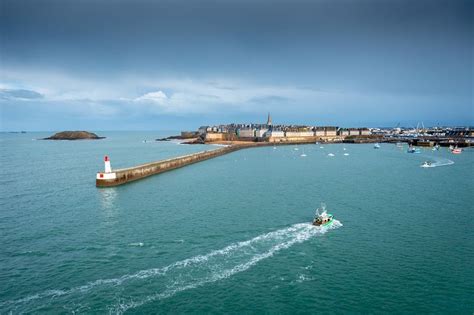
[374,143,381,149]
[312,203,334,227]
[407,144,420,153]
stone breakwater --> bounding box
[96,145,247,187]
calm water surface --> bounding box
[0,132,473,313]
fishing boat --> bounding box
[312,203,334,227]
[374,143,381,149]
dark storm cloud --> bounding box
[0,88,43,100]
[0,0,472,130]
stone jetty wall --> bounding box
[96,145,243,187]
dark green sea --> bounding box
[1,131,473,313]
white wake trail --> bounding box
[1,221,342,313]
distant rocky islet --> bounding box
[43,131,105,140]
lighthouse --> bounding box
[104,155,112,173]
[96,155,117,182]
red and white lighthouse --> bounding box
[96,155,116,181]
[104,155,112,173]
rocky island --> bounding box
[43,131,105,140]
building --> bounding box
[238,128,255,138]
[338,128,349,136]
[315,127,325,137]
[359,128,371,136]
[267,112,272,127]
[349,128,360,136]
[324,127,338,137]
[265,130,285,138]
[256,128,269,138]
[198,126,209,135]
[285,131,314,137]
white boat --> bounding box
[421,161,433,168]
[374,143,381,149]
[294,147,299,151]
[344,153,349,156]
[328,153,335,157]
[320,146,324,149]
[300,153,307,157]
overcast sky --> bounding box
[0,0,472,131]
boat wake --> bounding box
[420,157,454,168]
[0,221,342,313]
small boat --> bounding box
[300,153,307,157]
[328,153,335,157]
[320,146,324,149]
[449,145,454,150]
[294,147,299,151]
[343,147,347,151]
[407,145,420,154]
[315,142,320,145]
[374,143,381,149]
[432,144,440,151]
[344,153,349,156]
[421,161,432,168]
[451,147,462,154]
[312,203,334,227]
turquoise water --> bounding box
[1,132,473,313]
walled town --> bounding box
[176,113,473,147]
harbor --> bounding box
[96,115,472,187]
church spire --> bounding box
[267,112,272,126]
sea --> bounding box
[0,131,473,314]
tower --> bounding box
[267,112,272,126]
[104,155,112,173]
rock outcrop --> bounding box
[43,131,105,140]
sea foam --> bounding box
[1,222,342,313]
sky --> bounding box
[0,0,472,131]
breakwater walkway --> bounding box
[96,145,248,187]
